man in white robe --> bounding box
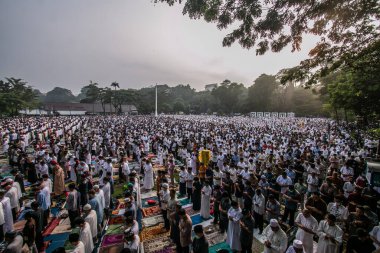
[200,182,212,219]
[316,214,343,253]
[143,160,154,191]
[4,184,18,222]
[226,201,242,252]
[76,218,94,253]
[69,233,85,253]
[295,208,318,253]
[102,177,111,219]
[83,204,98,243]
[263,219,288,253]
[0,191,12,234]
[286,240,304,253]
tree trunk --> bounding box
[335,108,340,124]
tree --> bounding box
[155,0,380,86]
[0,78,39,116]
[45,87,77,103]
[246,74,278,112]
[212,81,246,114]
[99,87,112,114]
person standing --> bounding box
[178,209,192,253]
[219,192,231,234]
[192,177,202,211]
[68,233,85,253]
[282,185,300,226]
[179,166,187,197]
[51,161,65,196]
[240,209,254,253]
[262,219,288,253]
[143,159,154,191]
[102,177,111,219]
[212,185,222,225]
[316,214,343,253]
[0,197,5,241]
[3,231,23,253]
[185,167,194,200]
[253,188,265,234]
[294,209,318,253]
[192,225,209,253]
[160,183,170,230]
[22,212,38,253]
[83,204,98,243]
[66,183,80,228]
[36,183,50,227]
[75,218,94,253]
[226,201,242,253]
[200,181,212,219]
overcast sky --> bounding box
[0,0,318,94]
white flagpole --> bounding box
[155,83,158,117]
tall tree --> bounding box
[155,0,380,86]
[246,74,278,112]
[45,87,77,103]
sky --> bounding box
[0,0,319,94]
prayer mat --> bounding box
[42,218,61,237]
[205,230,226,246]
[13,220,27,232]
[141,191,157,199]
[59,217,70,226]
[190,214,213,226]
[142,196,159,208]
[117,202,126,209]
[51,224,72,234]
[108,215,125,225]
[139,223,169,241]
[209,242,231,253]
[51,207,60,217]
[101,234,124,247]
[105,224,125,235]
[252,236,264,253]
[179,198,191,206]
[184,206,199,216]
[143,236,175,253]
[46,240,67,253]
[99,243,124,253]
[44,232,71,243]
[142,215,164,228]
[142,205,161,218]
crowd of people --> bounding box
[0,115,379,253]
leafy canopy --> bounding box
[154,0,380,86]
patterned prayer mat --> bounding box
[13,220,26,232]
[51,225,72,235]
[105,224,125,235]
[184,206,199,216]
[108,215,125,225]
[142,205,161,218]
[203,224,226,246]
[179,198,191,206]
[190,214,213,226]
[139,223,169,242]
[142,215,164,228]
[142,196,159,208]
[101,234,124,247]
[209,242,231,253]
[143,236,175,253]
[99,244,124,253]
[42,218,61,237]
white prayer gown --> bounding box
[295,213,318,253]
[80,222,94,253]
[73,241,85,253]
[200,185,211,219]
[226,207,242,251]
[1,197,13,233]
[102,183,111,209]
[316,220,343,253]
[262,225,288,253]
[84,210,98,238]
[143,163,154,190]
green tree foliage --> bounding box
[0,78,39,116]
[45,87,77,103]
[154,0,380,86]
[246,74,278,112]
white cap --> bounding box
[270,219,279,227]
[5,178,13,183]
[125,198,131,203]
[162,183,169,189]
[93,185,99,190]
[83,204,91,211]
[293,240,303,249]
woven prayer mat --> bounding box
[139,223,169,242]
[184,206,199,216]
[252,236,264,253]
[101,234,124,247]
[141,191,158,199]
[99,243,124,253]
[190,214,213,226]
[42,218,61,237]
[105,224,125,235]
[142,196,159,208]
[179,198,191,206]
[203,224,226,246]
[13,220,26,232]
[143,236,175,253]
[142,205,161,218]
[51,224,72,235]
[209,242,231,253]
[59,217,70,226]
[142,215,164,228]
[108,215,125,225]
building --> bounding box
[205,83,218,91]
[40,103,138,115]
